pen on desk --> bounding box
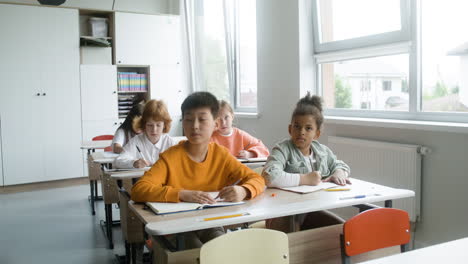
[203,213,248,221]
[339,194,381,200]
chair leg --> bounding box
[340,234,351,264]
[401,243,408,253]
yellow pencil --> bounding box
[203,213,245,221]
[325,188,351,192]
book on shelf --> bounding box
[146,192,244,215]
[117,72,148,92]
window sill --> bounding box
[324,116,468,134]
[234,112,260,119]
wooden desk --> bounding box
[81,141,113,216]
[88,152,118,213]
[109,169,148,263]
[99,168,148,250]
[129,179,414,264]
[360,237,468,263]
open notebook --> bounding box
[278,182,338,194]
[146,192,244,215]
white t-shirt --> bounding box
[112,128,134,151]
[114,133,177,169]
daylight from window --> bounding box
[322,54,409,111]
[318,0,401,43]
[421,0,468,112]
[319,0,468,114]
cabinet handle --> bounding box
[114,122,118,125]
[36,93,41,96]
[118,60,122,64]
[113,91,117,94]
[42,93,46,96]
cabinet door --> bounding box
[0,4,46,185]
[82,119,121,141]
[150,64,184,116]
[114,12,181,65]
[80,65,118,121]
[40,7,83,181]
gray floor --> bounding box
[0,184,125,264]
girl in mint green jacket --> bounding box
[262,93,350,232]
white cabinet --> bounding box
[80,65,118,121]
[0,4,82,185]
[82,119,121,141]
[114,12,181,66]
[150,64,184,116]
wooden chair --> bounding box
[199,229,289,264]
[341,208,410,264]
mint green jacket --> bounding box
[262,138,350,187]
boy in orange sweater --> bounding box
[131,91,265,248]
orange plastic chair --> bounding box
[341,208,410,264]
[92,135,114,152]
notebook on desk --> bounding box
[146,201,245,215]
[146,191,245,215]
[278,182,338,194]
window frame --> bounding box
[312,0,468,123]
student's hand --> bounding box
[237,150,256,159]
[133,159,150,168]
[299,171,322,186]
[218,186,248,202]
[179,190,217,204]
[323,170,351,186]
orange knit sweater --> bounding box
[210,128,270,158]
[131,141,266,202]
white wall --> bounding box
[237,0,302,148]
[238,0,468,248]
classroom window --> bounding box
[316,0,401,44]
[313,0,468,122]
[421,0,468,113]
[320,54,409,111]
[185,0,257,112]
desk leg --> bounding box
[89,180,95,215]
[94,180,99,197]
[124,241,131,264]
[131,243,136,264]
[101,204,114,249]
[290,215,299,232]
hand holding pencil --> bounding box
[218,179,247,202]
[133,145,150,168]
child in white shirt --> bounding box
[115,100,176,169]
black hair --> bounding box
[181,91,219,118]
[119,103,144,134]
[291,92,324,129]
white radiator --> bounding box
[328,136,427,222]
